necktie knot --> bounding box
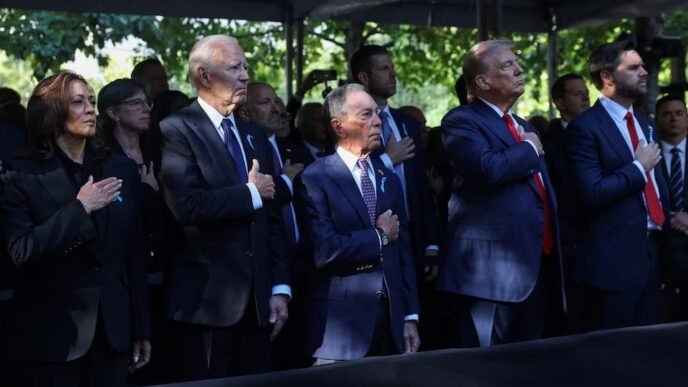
[358,158,370,174]
[501,113,520,142]
[672,147,681,156]
[624,111,634,122]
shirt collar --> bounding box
[197,96,237,130]
[337,146,370,174]
[599,95,634,123]
[661,137,687,155]
[478,97,513,119]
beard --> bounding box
[615,76,647,100]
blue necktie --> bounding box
[270,144,299,245]
[221,119,248,183]
[358,158,377,226]
[379,110,393,146]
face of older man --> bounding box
[204,39,250,113]
[245,83,282,134]
[479,45,525,103]
[335,90,382,155]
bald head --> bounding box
[242,82,282,134]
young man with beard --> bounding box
[566,41,670,331]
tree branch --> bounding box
[307,29,345,48]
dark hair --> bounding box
[19,70,107,160]
[150,90,191,129]
[551,73,584,101]
[655,94,686,115]
[349,45,389,82]
[454,75,468,105]
[588,40,635,90]
[97,78,147,133]
[131,58,164,81]
[0,87,21,106]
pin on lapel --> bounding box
[246,134,255,150]
[377,169,384,176]
[381,177,387,193]
[402,122,407,136]
[648,126,655,143]
[116,195,123,203]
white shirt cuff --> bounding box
[280,174,294,194]
[246,183,263,210]
[633,160,647,181]
[380,153,394,170]
[272,284,292,299]
[523,139,540,156]
[404,314,419,322]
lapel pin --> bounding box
[648,126,654,143]
[377,169,384,176]
[246,134,255,150]
[116,195,123,203]
[381,177,387,193]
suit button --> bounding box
[246,250,253,257]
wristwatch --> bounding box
[376,227,390,246]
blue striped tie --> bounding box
[670,147,684,211]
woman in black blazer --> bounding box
[0,71,151,386]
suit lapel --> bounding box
[473,99,518,147]
[372,158,388,219]
[326,155,372,227]
[235,118,256,172]
[389,110,408,137]
[187,101,239,182]
[593,101,634,162]
[38,157,77,208]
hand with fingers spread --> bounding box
[376,209,400,242]
[140,161,159,192]
[385,134,415,165]
[77,176,122,214]
[128,340,151,373]
[282,159,304,182]
[403,321,421,353]
[248,159,275,200]
[670,211,688,235]
[635,139,662,172]
[518,126,544,156]
[269,294,289,341]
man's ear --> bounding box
[236,106,250,121]
[356,71,370,87]
[475,74,490,91]
[331,118,346,139]
[600,69,614,89]
[198,66,212,88]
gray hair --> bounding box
[187,35,238,90]
[324,83,366,125]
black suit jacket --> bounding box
[0,151,150,363]
[159,101,289,327]
[371,109,439,264]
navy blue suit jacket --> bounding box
[438,99,563,303]
[297,153,419,360]
[565,100,670,291]
[159,101,289,327]
[371,109,438,263]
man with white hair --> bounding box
[159,35,290,381]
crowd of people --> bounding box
[0,33,686,386]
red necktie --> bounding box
[502,114,554,254]
[624,112,665,227]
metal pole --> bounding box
[296,17,305,90]
[284,2,294,99]
[476,0,487,41]
[495,0,503,38]
[547,8,558,119]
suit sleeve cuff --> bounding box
[404,314,419,322]
[632,161,647,181]
[272,284,292,300]
[424,245,439,253]
[246,183,263,210]
[280,174,294,194]
[380,153,394,170]
[523,139,540,157]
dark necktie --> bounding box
[379,110,393,146]
[358,158,377,226]
[502,113,554,254]
[270,143,298,245]
[221,119,248,183]
[670,147,684,211]
[624,112,665,226]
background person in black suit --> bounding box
[656,94,688,322]
[542,73,590,335]
[0,70,151,386]
[158,35,290,382]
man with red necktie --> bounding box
[440,40,564,347]
[566,41,670,331]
